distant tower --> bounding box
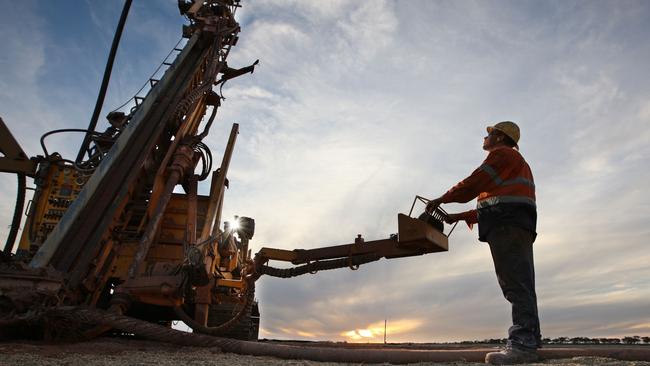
[384,318,387,344]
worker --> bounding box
[426,121,541,365]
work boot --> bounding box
[485,345,539,365]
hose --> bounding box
[39,306,488,363]
[3,173,26,255]
[257,253,382,279]
[18,306,650,363]
[173,281,255,336]
[76,0,133,163]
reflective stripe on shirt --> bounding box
[477,195,537,209]
[479,163,535,188]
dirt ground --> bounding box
[0,338,649,366]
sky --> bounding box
[1,0,649,343]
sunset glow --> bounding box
[342,319,423,342]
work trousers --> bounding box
[487,225,541,350]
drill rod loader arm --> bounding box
[252,214,448,279]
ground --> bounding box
[0,338,649,366]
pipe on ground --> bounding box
[45,307,650,364]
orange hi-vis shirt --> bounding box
[440,146,536,230]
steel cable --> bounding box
[110,37,185,114]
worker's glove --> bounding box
[444,213,462,224]
[425,197,443,214]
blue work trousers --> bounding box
[487,225,541,350]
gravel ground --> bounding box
[1,338,649,366]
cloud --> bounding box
[0,1,49,148]
[1,0,649,343]
[0,1,47,245]
[223,0,650,342]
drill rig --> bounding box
[0,0,449,341]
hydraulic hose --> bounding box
[172,281,255,336]
[30,306,650,363]
[257,253,382,279]
[76,0,133,163]
[0,306,648,363]
[3,173,26,256]
[41,306,489,363]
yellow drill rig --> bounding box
[0,0,450,341]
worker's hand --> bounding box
[425,197,443,214]
[444,213,462,224]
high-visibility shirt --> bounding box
[440,146,537,242]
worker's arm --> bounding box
[426,148,510,213]
[445,210,478,225]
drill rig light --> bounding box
[227,216,240,232]
[225,216,255,240]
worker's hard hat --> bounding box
[487,121,520,144]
